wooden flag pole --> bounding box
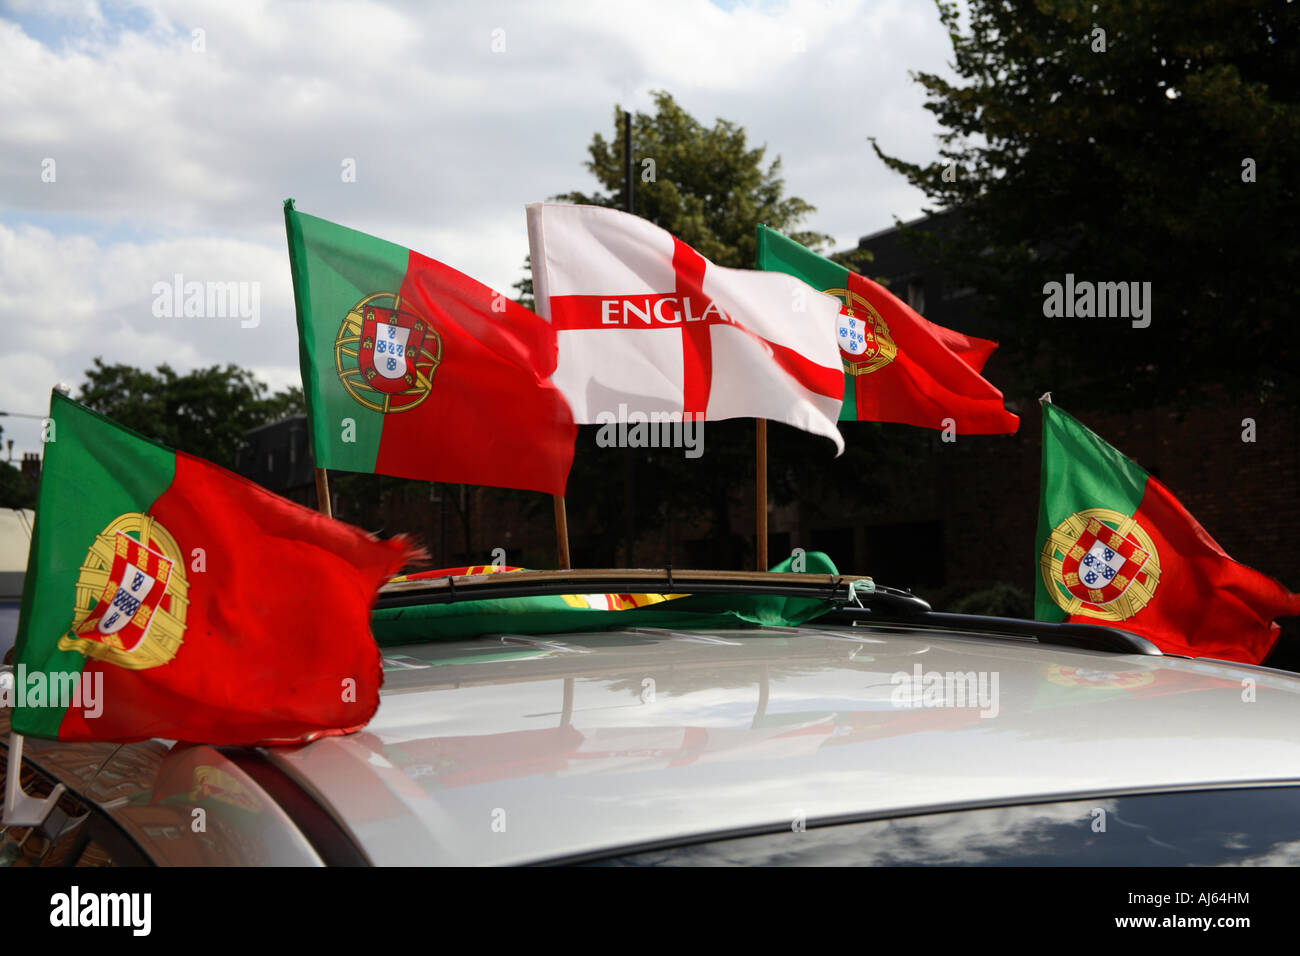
[314,466,333,517]
[553,494,572,569]
[756,419,768,571]
[621,108,637,570]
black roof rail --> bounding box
[375,569,1152,655]
[376,568,925,610]
[818,606,1163,656]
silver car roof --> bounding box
[263,624,1300,865]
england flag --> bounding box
[525,203,846,453]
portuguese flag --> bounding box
[283,200,576,495]
[755,225,1018,433]
[10,391,411,744]
[1035,402,1300,664]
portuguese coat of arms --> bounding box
[58,513,189,670]
[1039,509,1161,621]
[335,293,443,413]
[823,287,897,375]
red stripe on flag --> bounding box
[842,272,1019,433]
[673,239,712,415]
[765,338,844,400]
[1072,477,1300,664]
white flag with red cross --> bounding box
[525,203,846,453]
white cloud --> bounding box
[0,0,957,455]
[0,221,297,450]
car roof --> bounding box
[263,622,1300,865]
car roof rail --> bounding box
[376,568,933,611]
[819,606,1163,656]
[376,569,1156,656]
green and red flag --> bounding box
[755,224,1018,434]
[1034,402,1300,664]
[283,200,576,495]
[10,391,412,744]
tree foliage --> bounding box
[871,0,1300,407]
[77,359,303,469]
[559,90,831,265]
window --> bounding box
[906,277,925,314]
[588,787,1300,866]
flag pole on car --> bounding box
[553,493,571,569]
[313,466,331,517]
[753,222,769,573]
[622,109,635,568]
[755,419,768,570]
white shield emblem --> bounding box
[373,321,412,381]
[98,560,158,635]
[838,312,869,356]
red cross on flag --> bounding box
[525,203,846,453]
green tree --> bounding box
[77,359,303,469]
[259,384,306,423]
[560,90,831,264]
[871,0,1300,408]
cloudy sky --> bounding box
[0,0,958,457]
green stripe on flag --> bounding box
[14,392,177,737]
[840,371,857,420]
[284,201,409,473]
[756,224,850,291]
[1034,403,1151,621]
